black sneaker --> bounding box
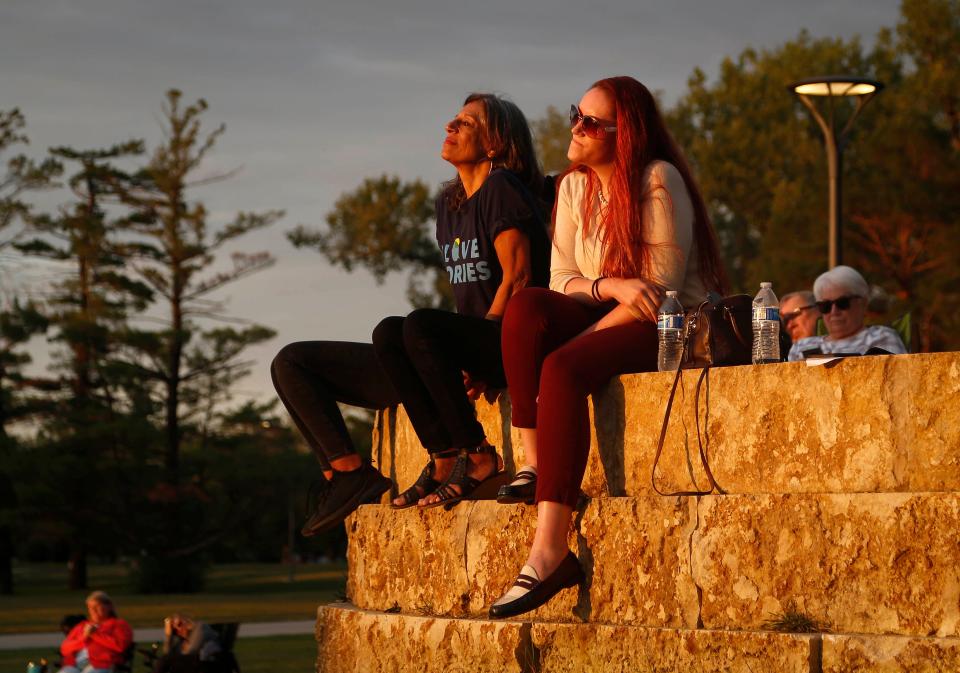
[301,464,392,537]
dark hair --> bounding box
[559,76,728,294]
[442,92,543,210]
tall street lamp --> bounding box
[789,75,884,268]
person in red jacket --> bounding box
[58,591,133,673]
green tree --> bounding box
[0,107,60,594]
[0,107,60,440]
[532,105,571,174]
[898,0,960,151]
[112,90,282,588]
[665,17,960,350]
[0,108,61,248]
[119,89,282,486]
[0,301,49,594]
[288,175,452,309]
[666,31,896,290]
[15,141,151,589]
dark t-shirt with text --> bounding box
[435,170,549,319]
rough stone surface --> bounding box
[372,353,960,496]
[822,634,960,672]
[327,352,960,670]
[531,622,816,673]
[346,497,699,627]
[316,603,525,673]
[694,493,960,637]
[316,603,818,673]
[349,493,960,637]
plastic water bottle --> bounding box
[657,291,684,371]
[752,282,780,364]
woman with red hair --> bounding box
[489,76,727,618]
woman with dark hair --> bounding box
[489,76,727,618]
[271,93,549,535]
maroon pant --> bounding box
[501,288,658,507]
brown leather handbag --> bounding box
[679,294,753,369]
[651,294,752,496]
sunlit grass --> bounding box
[0,563,345,634]
[1,634,317,673]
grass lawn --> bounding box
[235,634,317,673]
[0,562,345,634]
[0,634,317,673]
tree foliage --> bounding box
[15,141,151,589]
[289,174,453,309]
[117,89,282,484]
[4,92,295,593]
[0,108,61,249]
[532,105,571,175]
[0,108,60,594]
[306,3,959,350]
[665,10,960,350]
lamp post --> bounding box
[789,75,883,268]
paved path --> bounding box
[0,620,315,651]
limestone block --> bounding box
[346,497,699,627]
[531,622,816,673]
[316,603,525,673]
[373,353,960,496]
[345,505,473,616]
[370,393,524,505]
[573,497,699,628]
[822,634,960,672]
[693,493,960,637]
[316,603,818,673]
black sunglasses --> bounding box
[569,105,617,139]
[781,304,816,324]
[815,295,860,314]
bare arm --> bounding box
[564,276,663,337]
[485,228,531,321]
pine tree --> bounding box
[113,90,281,587]
[0,107,60,594]
[16,141,150,589]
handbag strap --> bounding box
[651,315,724,497]
[693,367,725,494]
[724,304,750,347]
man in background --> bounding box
[780,290,819,343]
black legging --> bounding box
[271,308,505,470]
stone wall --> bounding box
[372,353,960,498]
[319,353,960,672]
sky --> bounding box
[1,0,902,406]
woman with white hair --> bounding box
[787,265,906,361]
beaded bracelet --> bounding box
[591,277,605,303]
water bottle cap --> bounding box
[666,290,678,297]
[760,282,772,289]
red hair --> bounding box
[558,76,728,294]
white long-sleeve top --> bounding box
[550,161,708,310]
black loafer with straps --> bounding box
[496,466,537,505]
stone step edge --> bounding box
[317,602,960,645]
[368,489,960,513]
[317,603,960,673]
[346,494,960,638]
[374,352,960,498]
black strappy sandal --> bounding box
[420,444,511,511]
[391,448,460,510]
